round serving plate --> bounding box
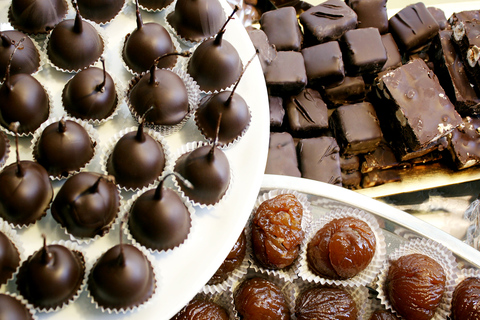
[0,0,270,318]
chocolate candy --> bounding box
[302,41,345,88]
[341,170,362,189]
[269,95,285,130]
[322,76,366,108]
[265,132,301,177]
[361,141,401,173]
[447,116,480,170]
[0,230,20,285]
[0,293,34,320]
[265,51,307,96]
[340,154,360,173]
[427,6,448,31]
[9,0,68,34]
[285,88,328,137]
[247,27,276,73]
[297,136,342,185]
[76,0,125,24]
[295,287,358,320]
[346,0,388,33]
[260,6,303,51]
[379,33,402,72]
[0,31,40,80]
[361,169,401,188]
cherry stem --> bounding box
[40,234,51,264]
[135,0,143,30]
[208,112,223,160]
[214,6,239,45]
[9,122,23,177]
[0,33,12,48]
[117,214,127,266]
[73,4,83,34]
[136,106,154,141]
[58,117,67,133]
[3,37,25,90]
[225,50,257,106]
[154,172,193,200]
[95,57,107,92]
[149,51,191,85]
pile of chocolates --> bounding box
[245,0,480,190]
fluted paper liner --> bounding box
[246,189,313,282]
[375,238,458,320]
[298,208,387,288]
[133,0,176,13]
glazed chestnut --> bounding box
[451,277,480,320]
[369,310,401,320]
[172,299,229,320]
[295,286,357,320]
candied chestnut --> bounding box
[451,277,480,320]
[251,194,304,269]
[369,310,401,320]
[386,253,446,320]
[295,286,357,320]
[172,298,229,320]
[234,277,290,320]
[307,216,376,279]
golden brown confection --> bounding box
[207,230,246,285]
[386,253,446,320]
[295,286,358,320]
[251,194,304,269]
[451,277,480,320]
[172,299,229,320]
[369,310,401,320]
[307,216,376,279]
[234,277,290,320]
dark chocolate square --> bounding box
[264,51,307,96]
[247,27,277,73]
[322,76,366,107]
[299,0,357,47]
[297,136,342,185]
[341,170,362,189]
[447,116,480,170]
[285,88,329,137]
[361,141,400,173]
[330,101,383,155]
[265,132,301,177]
[346,0,388,34]
[269,95,285,129]
[428,6,448,30]
[340,28,387,75]
[340,154,360,172]
[380,33,402,72]
[388,2,440,52]
[301,41,345,88]
[260,6,303,51]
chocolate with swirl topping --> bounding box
[285,88,328,137]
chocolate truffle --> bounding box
[208,230,246,285]
[295,286,358,320]
[123,2,177,74]
[62,63,118,121]
[264,51,307,96]
[0,293,34,320]
[88,244,156,310]
[297,136,342,185]
[166,0,225,43]
[301,41,345,88]
[128,179,191,251]
[107,123,166,190]
[307,217,376,279]
[386,253,446,320]
[0,31,40,80]
[174,144,230,206]
[260,6,303,51]
[173,299,229,320]
[16,241,85,310]
[46,8,104,72]
[265,132,301,177]
[51,172,120,239]
[33,119,96,178]
[451,277,480,320]
[285,88,328,137]
[346,0,388,33]
[234,277,290,320]
[0,230,20,285]
[252,194,304,269]
[76,0,125,24]
[8,0,68,35]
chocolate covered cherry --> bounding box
[9,0,68,34]
[0,230,20,285]
[0,293,34,320]
[76,0,125,24]
[0,31,40,80]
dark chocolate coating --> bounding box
[128,69,189,126]
[128,187,191,251]
[264,51,307,96]
[107,130,166,190]
[269,95,285,129]
[301,41,345,88]
[51,172,120,239]
[88,244,155,309]
[427,7,448,31]
[340,154,360,173]
[346,0,388,33]
[388,2,439,52]
[173,299,229,320]
[448,117,480,170]
[122,22,176,74]
[77,0,125,24]
[16,244,85,309]
[295,287,358,320]
[341,170,361,189]
[8,0,68,34]
[0,31,40,80]
[260,6,303,51]
[166,0,225,42]
[265,132,301,177]
[46,17,104,71]
[0,231,20,285]
[208,230,246,285]
[138,0,174,11]
[361,141,401,173]
[195,90,251,145]
[33,120,95,178]
[0,73,49,135]
[380,33,402,72]
[0,293,34,320]
[322,76,366,108]
[285,88,328,136]
[187,37,243,92]
[62,67,118,121]
[297,137,342,185]
[362,169,401,188]
[0,161,53,226]
[451,277,480,320]
[174,145,230,206]
[247,27,276,73]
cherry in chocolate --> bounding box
[62,58,118,121]
[9,0,68,35]
[0,230,20,285]
[0,123,53,227]
[0,31,40,80]
[187,7,243,92]
[128,173,191,251]
[166,0,226,42]
[88,218,156,310]
[0,293,34,320]
[122,0,176,74]
[16,235,85,310]
[77,0,125,24]
[33,118,96,178]
[128,53,190,126]
[106,114,166,190]
[46,6,104,71]
[51,172,120,239]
